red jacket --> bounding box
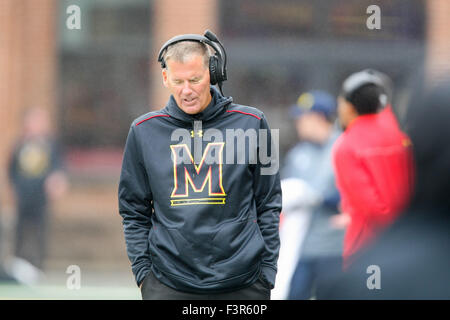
[332,106,414,265]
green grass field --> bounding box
[0,283,141,300]
[0,268,142,300]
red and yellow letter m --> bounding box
[170,142,226,206]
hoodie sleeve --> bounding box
[252,114,282,289]
[118,125,153,286]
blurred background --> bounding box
[0,0,449,299]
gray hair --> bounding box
[163,41,211,70]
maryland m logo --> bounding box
[170,142,226,206]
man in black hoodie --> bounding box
[118,32,282,300]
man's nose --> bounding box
[181,82,193,95]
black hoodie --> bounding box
[118,87,282,293]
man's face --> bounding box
[162,54,212,115]
[295,112,331,143]
[24,108,51,138]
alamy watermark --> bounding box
[366,265,381,290]
[170,121,279,175]
[66,5,81,30]
[366,5,381,30]
[66,265,81,290]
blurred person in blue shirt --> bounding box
[280,91,347,300]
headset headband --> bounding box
[342,69,387,101]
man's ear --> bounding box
[346,100,358,117]
[339,97,355,115]
[162,68,168,88]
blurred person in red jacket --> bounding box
[332,69,414,268]
[320,75,450,300]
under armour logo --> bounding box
[190,130,203,137]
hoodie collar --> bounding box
[165,86,233,124]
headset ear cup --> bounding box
[209,56,219,85]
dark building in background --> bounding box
[58,0,151,149]
[220,0,426,155]
[56,0,427,155]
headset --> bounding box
[341,69,392,107]
[157,30,228,95]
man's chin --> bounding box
[181,104,202,115]
[183,107,198,114]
